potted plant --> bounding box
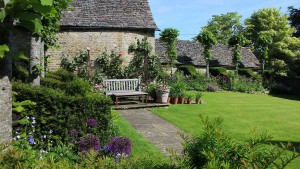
[156,83,170,104]
[186,93,194,104]
[178,91,185,104]
[195,92,203,104]
[172,92,179,104]
[146,83,158,102]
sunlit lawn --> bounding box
[150,92,300,168]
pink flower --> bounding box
[95,84,103,89]
[119,53,123,57]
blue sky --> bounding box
[148,0,299,40]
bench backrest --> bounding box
[104,78,141,94]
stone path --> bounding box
[117,109,184,155]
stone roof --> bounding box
[60,0,158,30]
[155,40,260,69]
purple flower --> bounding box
[87,118,97,128]
[79,134,101,152]
[69,129,79,137]
[105,137,132,156]
[28,137,35,145]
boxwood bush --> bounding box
[13,81,113,149]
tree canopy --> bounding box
[159,28,179,75]
[244,8,300,75]
[288,6,300,37]
[203,12,242,45]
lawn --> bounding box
[150,92,300,167]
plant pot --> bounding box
[167,97,171,104]
[187,99,193,104]
[179,97,185,104]
[160,90,170,103]
[172,97,178,104]
[195,99,200,104]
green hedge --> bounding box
[13,81,113,148]
[239,69,260,79]
[209,67,228,77]
[177,65,202,78]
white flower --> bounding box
[49,129,53,134]
[43,135,47,138]
[32,120,36,124]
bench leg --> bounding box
[116,96,118,107]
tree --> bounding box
[159,28,179,76]
[0,0,71,142]
[195,29,217,78]
[288,6,300,37]
[228,33,246,76]
[255,34,272,72]
[204,12,242,45]
[245,8,299,75]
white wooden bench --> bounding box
[103,78,148,107]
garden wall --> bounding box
[46,29,155,70]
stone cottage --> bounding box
[156,40,260,72]
[46,0,158,70]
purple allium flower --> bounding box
[79,134,101,152]
[28,137,35,145]
[69,129,79,137]
[87,118,97,128]
[105,137,132,156]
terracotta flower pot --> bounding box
[172,97,178,104]
[187,99,193,104]
[195,99,200,104]
[179,97,185,104]
[167,97,171,104]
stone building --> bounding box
[46,0,158,70]
[156,40,260,73]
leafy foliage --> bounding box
[159,28,179,70]
[288,6,300,37]
[195,29,217,77]
[175,115,300,169]
[127,37,161,82]
[228,32,246,76]
[12,79,114,149]
[245,8,300,75]
[203,12,242,44]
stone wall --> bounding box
[46,29,155,70]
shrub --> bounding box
[239,68,260,79]
[175,115,300,169]
[48,68,76,82]
[12,81,114,149]
[177,65,202,78]
[230,77,264,93]
[0,141,177,169]
[210,67,228,77]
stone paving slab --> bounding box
[117,109,184,155]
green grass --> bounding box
[150,92,300,168]
[113,111,170,162]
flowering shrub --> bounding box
[79,135,101,152]
[87,118,98,128]
[156,83,169,91]
[105,137,132,157]
[94,84,105,93]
